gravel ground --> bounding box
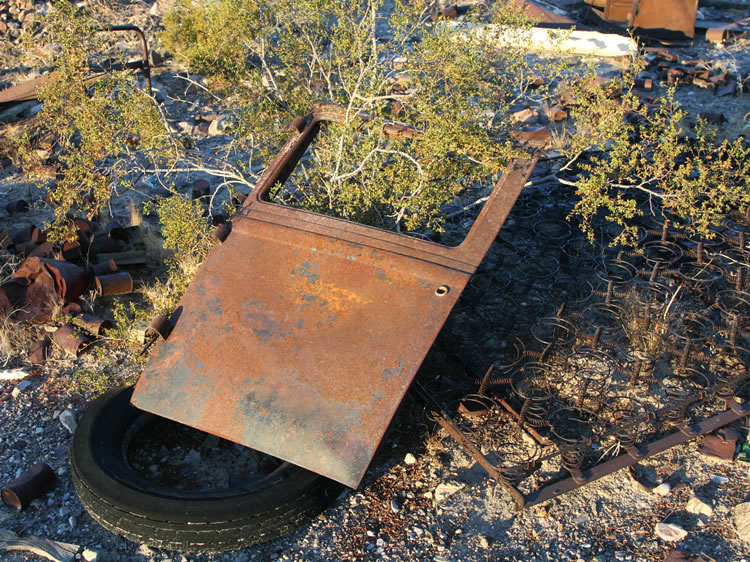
[2,1,750,561]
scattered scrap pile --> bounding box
[0,215,140,364]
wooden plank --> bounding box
[0,529,79,562]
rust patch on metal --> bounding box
[132,106,547,487]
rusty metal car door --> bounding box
[131,107,546,487]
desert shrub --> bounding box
[142,194,215,315]
[564,66,750,246]
[161,0,570,234]
[15,0,171,242]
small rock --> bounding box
[366,530,375,538]
[432,481,465,507]
[653,482,672,496]
[59,409,77,434]
[655,522,688,542]
[137,544,154,556]
[686,495,713,517]
[208,114,234,136]
[734,502,750,542]
[404,453,417,465]
[478,535,490,549]
[390,499,400,513]
[11,379,33,397]
[184,449,201,465]
[710,474,728,484]
[574,514,590,525]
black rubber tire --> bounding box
[71,385,341,552]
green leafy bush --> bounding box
[161,0,566,234]
[16,0,171,241]
[565,75,750,245]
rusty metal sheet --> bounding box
[633,0,698,39]
[603,0,633,23]
[602,0,698,37]
[132,108,545,488]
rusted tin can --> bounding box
[90,259,118,277]
[1,462,56,510]
[71,313,112,336]
[52,324,91,357]
[95,272,133,296]
[6,199,29,214]
[213,221,232,243]
[146,313,173,340]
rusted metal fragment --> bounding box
[698,428,740,461]
[28,338,50,365]
[634,0,698,39]
[2,257,87,304]
[603,0,633,23]
[513,0,575,26]
[0,25,152,107]
[0,260,58,323]
[601,0,698,39]
[71,313,112,336]
[52,324,91,357]
[132,107,547,488]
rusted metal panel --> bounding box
[132,108,546,488]
[633,0,698,38]
[603,0,633,23]
[602,0,698,37]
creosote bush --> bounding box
[563,61,750,246]
[15,0,171,242]
[161,0,569,234]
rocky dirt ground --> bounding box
[1,1,750,561]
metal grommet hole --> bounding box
[435,285,450,296]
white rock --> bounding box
[734,502,750,542]
[433,481,466,507]
[404,453,417,465]
[686,495,713,517]
[149,0,175,17]
[710,474,728,484]
[59,409,77,434]
[478,535,490,549]
[653,483,672,496]
[390,499,400,513]
[208,114,234,136]
[11,379,34,398]
[654,522,688,542]
[0,368,29,380]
